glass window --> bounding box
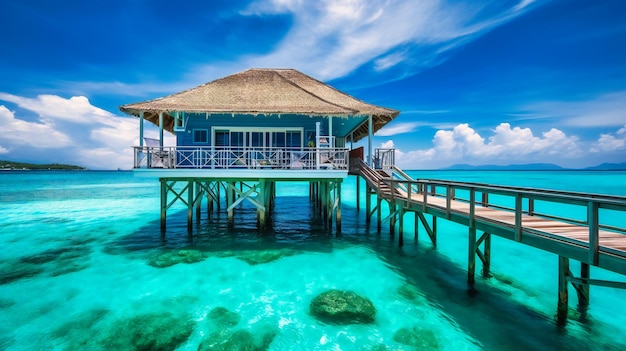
[231,132,244,147]
[286,131,301,147]
[250,132,263,147]
[215,130,228,146]
[193,129,208,143]
[273,132,285,147]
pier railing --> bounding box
[382,178,626,264]
[133,146,349,170]
[373,148,395,170]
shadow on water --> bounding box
[104,193,624,351]
[104,195,341,259]
[362,220,626,351]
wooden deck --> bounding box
[356,160,626,324]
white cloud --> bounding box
[591,125,626,152]
[0,145,8,154]
[376,122,422,136]
[380,139,405,159]
[0,94,173,170]
[237,0,534,80]
[0,93,113,124]
[61,0,537,98]
[391,122,583,169]
[0,105,73,148]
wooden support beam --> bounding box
[515,193,522,241]
[482,232,491,276]
[327,182,333,230]
[414,212,418,240]
[573,263,590,308]
[377,197,383,232]
[216,182,222,212]
[365,184,372,225]
[588,201,599,265]
[416,212,436,248]
[468,227,477,285]
[390,204,396,236]
[227,182,234,223]
[558,256,569,326]
[187,180,194,233]
[398,206,404,247]
[568,275,626,290]
[356,176,360,211]
[445,185,451,219]
[336,182,342,234]
[258,181,267,228]
[432,215,437,248]
[160,179,167,232]
[195,181,201,222]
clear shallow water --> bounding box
[0,170,625,350]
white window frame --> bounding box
[211,127,303,148]
[193,129,209,144]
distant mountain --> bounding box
[0,160,85,170]
[443,163,564,171]
[583,162,626,171]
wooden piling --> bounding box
[160,179,167,232]
[558,256,569,325]
[468,226,477,285]
[336,182,342,234]
[577,263,590,308]
[187,180,194,233]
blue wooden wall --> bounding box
[176,113,346,147]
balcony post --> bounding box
[368,115,373,167]
[158,112,164,147]
[139,111,144,147]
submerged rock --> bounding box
[397,283,426,304]
[198,328,277,351]
[208,307,240,328]
[149,249,207,268]
[393,326,439,349]
[309,290,376,324]
[235,249,298,265]
[52,308,109,341]
[102,312,195,350]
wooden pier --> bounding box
[354,160,626,325]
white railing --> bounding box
[133,146,349,170]
[373,148,395,169]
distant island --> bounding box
[0,160,85,170]
[443,162,626,171]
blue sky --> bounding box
[0,0,624,170]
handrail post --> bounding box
[469,188,475,229]
[407,182,412,202]
[588,201,599,265]
[468,188,477,285]
[515,193,522,241]
[445,185,451,219]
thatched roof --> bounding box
[120,68,399,141]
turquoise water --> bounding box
[0,170,625,350]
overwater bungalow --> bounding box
[121,68,399,176]
[120,68,399,230]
